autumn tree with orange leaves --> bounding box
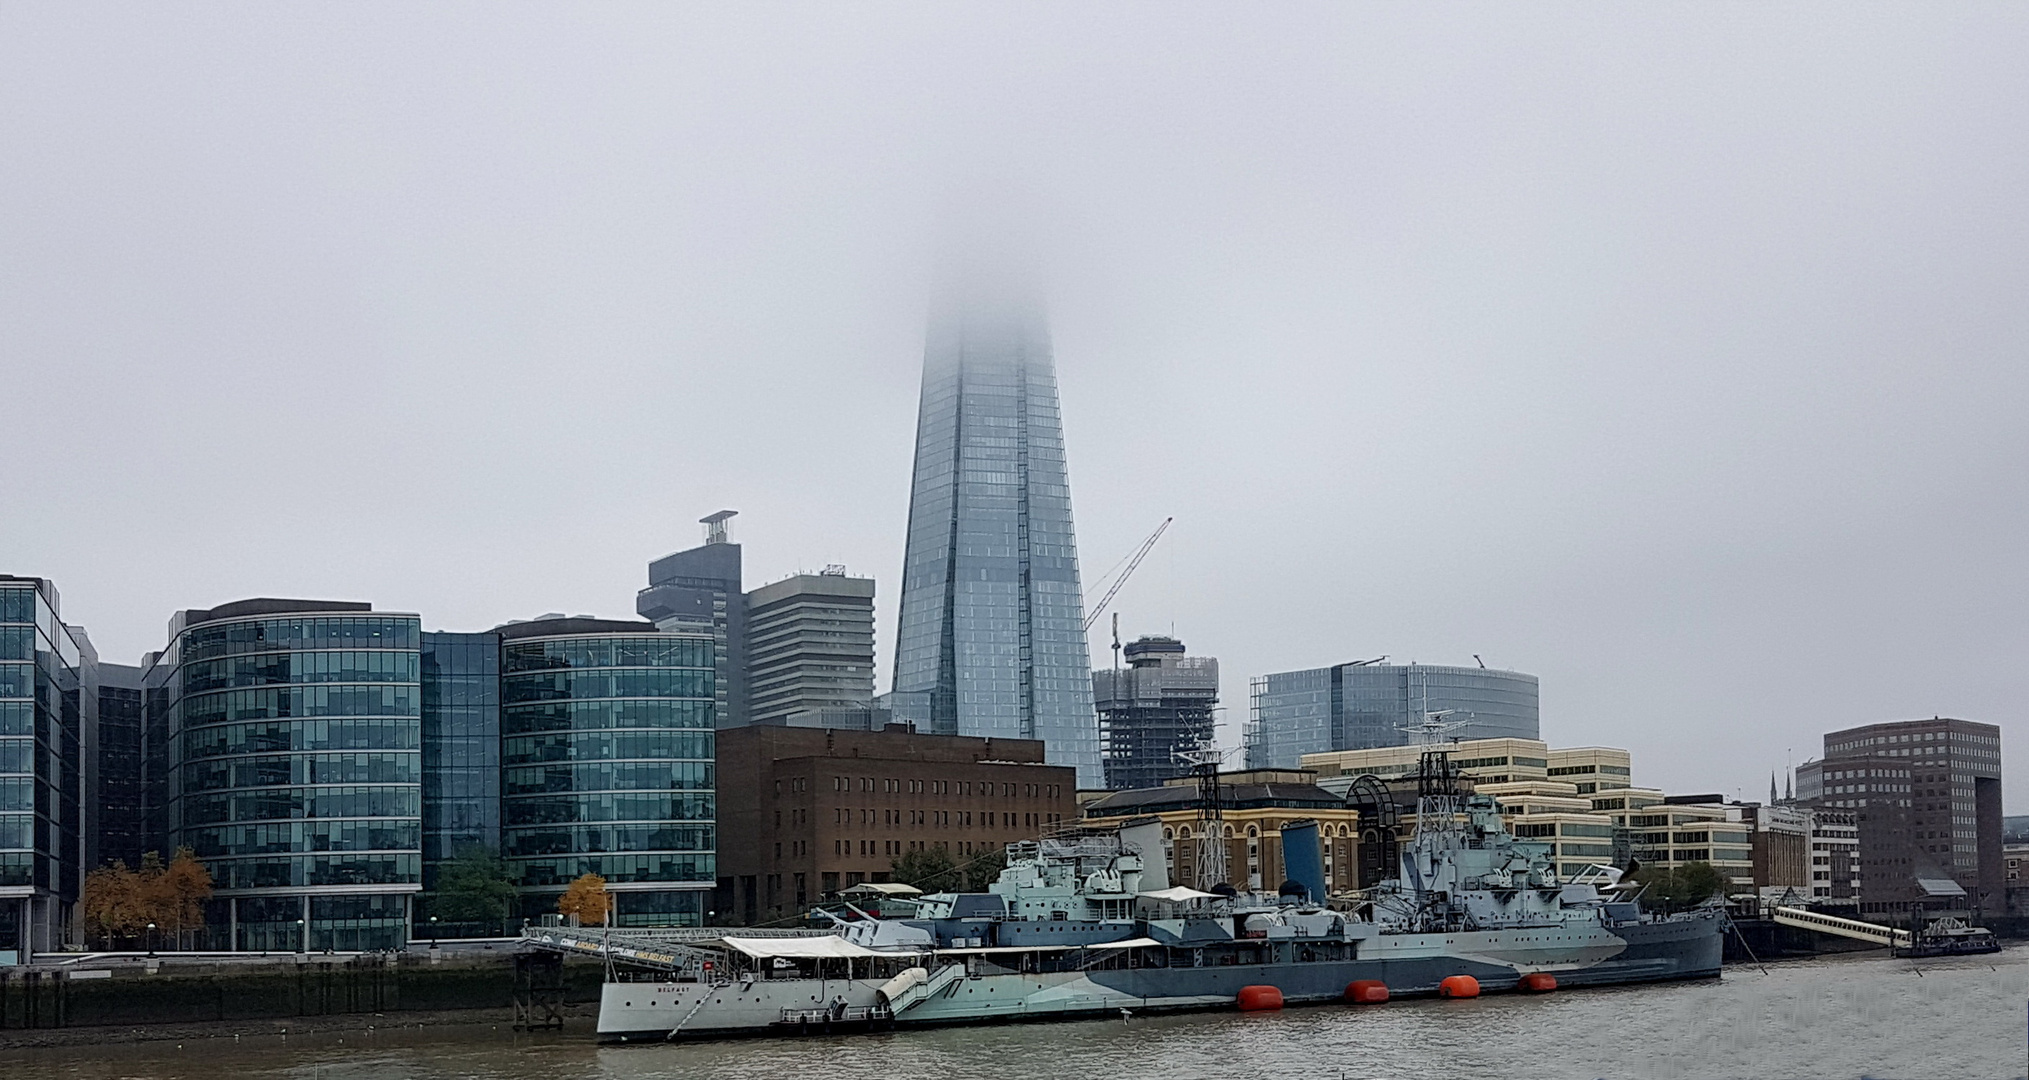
[558,873,611,927]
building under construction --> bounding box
[1091,635,1219,791]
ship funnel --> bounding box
[1116,817,1170,893]
[1278,819,1328,905]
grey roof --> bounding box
[1084,782,1344,818]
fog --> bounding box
[4,5,2026,803]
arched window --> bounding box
[1178,826,1192,840]
[1161,827,1174,841]
[1245,824,1259,838]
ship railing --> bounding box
[778,1004,891,1025]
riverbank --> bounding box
[0,1001,595,1051]
[0,952,605,1039]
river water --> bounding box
[7,948,2026,1080]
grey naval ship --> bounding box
[572,754,1723,1042]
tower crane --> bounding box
[1082,517,1172,634]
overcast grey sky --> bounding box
[4,5,2025,804]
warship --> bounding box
[566,752,1724,1042]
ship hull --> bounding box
[598,912,1722,1041]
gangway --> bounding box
[876,962,967,1015]
[518,924,832,974]
[1770,906,1911,948]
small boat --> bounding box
[1894,916,2001,957]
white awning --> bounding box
[1138,886,1219,903]
[1087,937,1162,950]
[840,882,923,897]
[717,936,889,959]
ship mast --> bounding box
[1174,746,1228,891]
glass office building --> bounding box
[0,576,91,958]
[420,632,500,893]
[160,600,422,950]
[498,618,715,926]
[1245,662,1539,769]
[892,298,1103,787]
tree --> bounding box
[559,873,611,926]
[158,848,213,948]
[891,847,961,892]
[1630,861,1729,911]
[432,846,516,928]
[962,847,1008,892]
[891,846,1008,893]
[82,862,144,947]
[80,850,214,949]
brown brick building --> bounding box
[714,724,1078,924]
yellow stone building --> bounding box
[1081,770,1364,894]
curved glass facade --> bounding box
[1246,663,1540,770]
[499,632,715,925]
[165,608,421,950]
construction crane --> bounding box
[1082,517,1172,633]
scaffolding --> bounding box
[1094,635,1219,791]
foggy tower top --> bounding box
[891,297,1102,787]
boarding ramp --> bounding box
[519,924,832,974]
[1771,906,1911,948]
[876,962,966,1015]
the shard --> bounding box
[891,295,1102,787]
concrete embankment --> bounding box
[0,952,605,1046]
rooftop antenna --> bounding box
[1399,709,1472,747]
[1473,654,1485,669]
[700,509,738,546]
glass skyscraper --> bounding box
[1244,662,1540,770]
[892,299,1102,787]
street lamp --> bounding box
[429,915,439,950]
[146,922,156,958]
[296,917,306,954]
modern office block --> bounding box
[95,661,147,871]
[1244,662,1539,769]
[1801,717,2003,917]
[892,298,1102,787]
[497,616,716,925]
[745,570,876,727]
[420,632,500,890]
[156,598,423,951]
[0,576,93,957]
[1091,636,1218,791]
[637,512,746,729]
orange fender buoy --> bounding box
[1519,972,1557,992]
[1237,985,1284,1011]
[1439,975,1481,998]
[1344,980,1390,1004]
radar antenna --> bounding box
[1172,746,1229,891]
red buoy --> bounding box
[1438,975,1481,999]
[1237,985,1284,1011]
[1519,972,1557,993]
[1344,980,1390,1004]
